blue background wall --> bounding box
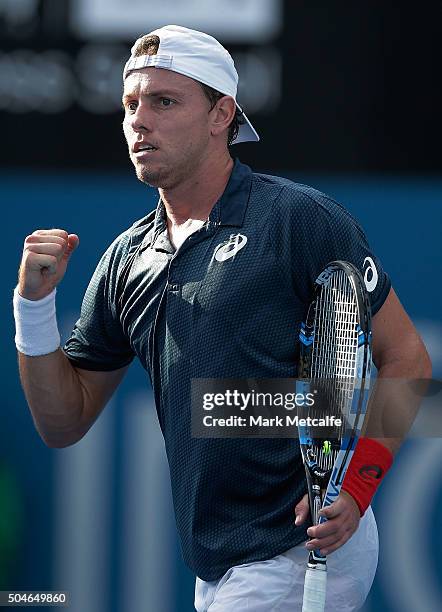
[1,168,441,611]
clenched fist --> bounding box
[18,229,79,301]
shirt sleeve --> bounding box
[271,185,391,315]
[63,231,135,371]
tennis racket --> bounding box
[297,261,372,612]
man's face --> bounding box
[122,67,213,189]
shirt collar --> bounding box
[152,197,168,236]
[208,158,253,227]
[145,158,253,250]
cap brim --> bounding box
[232,105,260,145]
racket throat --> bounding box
[311,484,323,525]
[308,482,328,562]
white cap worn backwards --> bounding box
[123,25,260,145]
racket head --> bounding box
[299,260,372,383]
[298,260,372,434]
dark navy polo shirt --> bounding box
[64,158,391,580]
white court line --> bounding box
[52,400,114,612]
[119,391,175,612]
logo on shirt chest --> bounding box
[214,234,248,262]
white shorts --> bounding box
[194,507,378,612]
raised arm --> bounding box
[15,229,128,448]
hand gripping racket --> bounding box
[297,261,372,612]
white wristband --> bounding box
[13,287,61,356]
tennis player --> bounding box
[14,26,431,611]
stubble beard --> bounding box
[134,153,196,191]
[132,154,175,189]
[135,162,164,188]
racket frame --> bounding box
[297,261,372,610]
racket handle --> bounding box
[302,566,327,612]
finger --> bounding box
[25,252,58,275]
[294,494,309,525]
[32,229,69,240]
[306,534,339,551]
[307,527,353,554]
[25,243,65,260]
[25,234,67,247]
[306,525,347,549]
[307,521,340,540]
[319,532,353,556]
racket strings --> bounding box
[316,445,339,473]
[311,270,359,442]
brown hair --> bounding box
[131,34,242,145]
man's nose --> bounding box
[130,103,153,132]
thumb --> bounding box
[319,497,345,520]
[294,494,309,525]
[65,234,80,258]
[319,503,337,520]
[319,490,358,520]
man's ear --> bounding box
[210,96,236,138]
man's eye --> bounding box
[160,98,174,107]
[127,102,137,112]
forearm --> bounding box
[18,349,86,447]
[367,289,432,454]
[342,342,431,515]
[367,347,432,454]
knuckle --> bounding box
[339,534,349,548]
[22,252,38,270]
[348,523,357,536]
[31,228,69,239]
[24,244,40,255]
[24,234,38,245]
